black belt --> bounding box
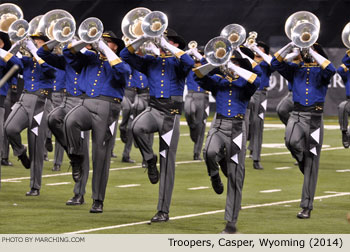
[293,102,324,113]
[23,88,52,99]
[137,87,149,94]
[52,88,66,94]
[347,96,350,99]
[84,94,121,104]
[126,87,137,92]
[217,113,244,120]
[187,90,208,94]
[149,96,182,115]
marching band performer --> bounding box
[193,49,260,234]
[63,30,130,213]
[246,41,274,170]
[120,28,194,222]
[185,45,209,161]
[37,38,90,206]
[271,42,336,219]
[5,32,56,196]
[336,59,350,148]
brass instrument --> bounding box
[121,7,151,40]
[188,40,198,49]
[8,19,28,42]
[341,22,350,48]
[246,31,258,46]
[220,24,246,47]
[78,17,103,43]
[141,11,168,38]
[0,3,23,32]
[204,36,233,66]
[285,11,320,48]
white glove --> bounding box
[227,61,257,83]
[9,40,22,54]
[43,40,60,51]
[98,40,120,64]
[143,41,160,56]
[193,63,217,78]
[309,47,329,69]
[274,42,294,61]
[285,47,300,62]
[68,40,88,53]
[250,44,272,64]
[128,34,152,53]
[0,48,10,60]
[190,48,203,61]
[159,36,184,58]
[25,39,37,54]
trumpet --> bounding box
[246,31,258,46]
[285,11,320,48]
[188,40,198,49]
[0,3,23,32]
[220,24,246,48]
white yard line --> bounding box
[274,167,292,170]
[116,184,140,188]
[64,192,350,234]
[336,169,350,173]
[260,189,282,193]
[188,186,209,190]
[46,182,72,186]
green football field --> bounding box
[0,116,349,234]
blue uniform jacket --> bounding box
[0,54,22,96]
[120,48,194,98]
[257,60,272,90]
[52,68,66,92]
[186,71,206,92]
[271,57,336,106]
[195,72,260,117]
[127,68,149,89]
[21,56,56,91]
[337,64,350,97]
[63,47,130,99]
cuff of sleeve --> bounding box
[274,52,283,62]
[175,51,185,59]
[347,50,350,57]
[42,44,50,52]
[110,58,122,66]
[248,73,257,84]
[193,67,204,78]
[68,43,76,54]
[252,61,258,68]
[38,59,45,65]
[321,60,330,69]
[4,52,13,62]
[341,64,348,72]
[127,45,135,54]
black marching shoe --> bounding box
[26,188,40,196]
[1,158,13,166]
[221,221,237,234]
[69,154,83,182]
[147,155,159,184]
[66,194,84,205]
[45,138,53,152]
[90,200,103,213]
[18,152,30,169]
[210,174,224,194]
[122,156,136,163]
[52,164,61,171]
[297,208,311,219]
[342,131,350,148]
[253,161,264,170]
[193,153,202,160]
[150,211,169,223]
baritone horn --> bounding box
[121,7,151,40]
[141,11,168,37]
[78,17,103,43]
[0,3,23,32]
[53,17,76,42]
[285,11,320,48]
[341,22,350,48]
[37,9,75,40]
[204,36,233,66]
[8,18,28,42]
[28,15,43,35]
[220,24,246,48]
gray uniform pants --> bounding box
[132,105,181,214]
[50,92,66,165]
[338,99,350,132]
[120,89,136,159]
[247,90,267,161]
[285,111,323,210]
[277,91,293,126]
[65,98,121,201]
[48,96,90,196]
[184,92,209,157]
[5,93,49,190]
[203,118,246,224]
